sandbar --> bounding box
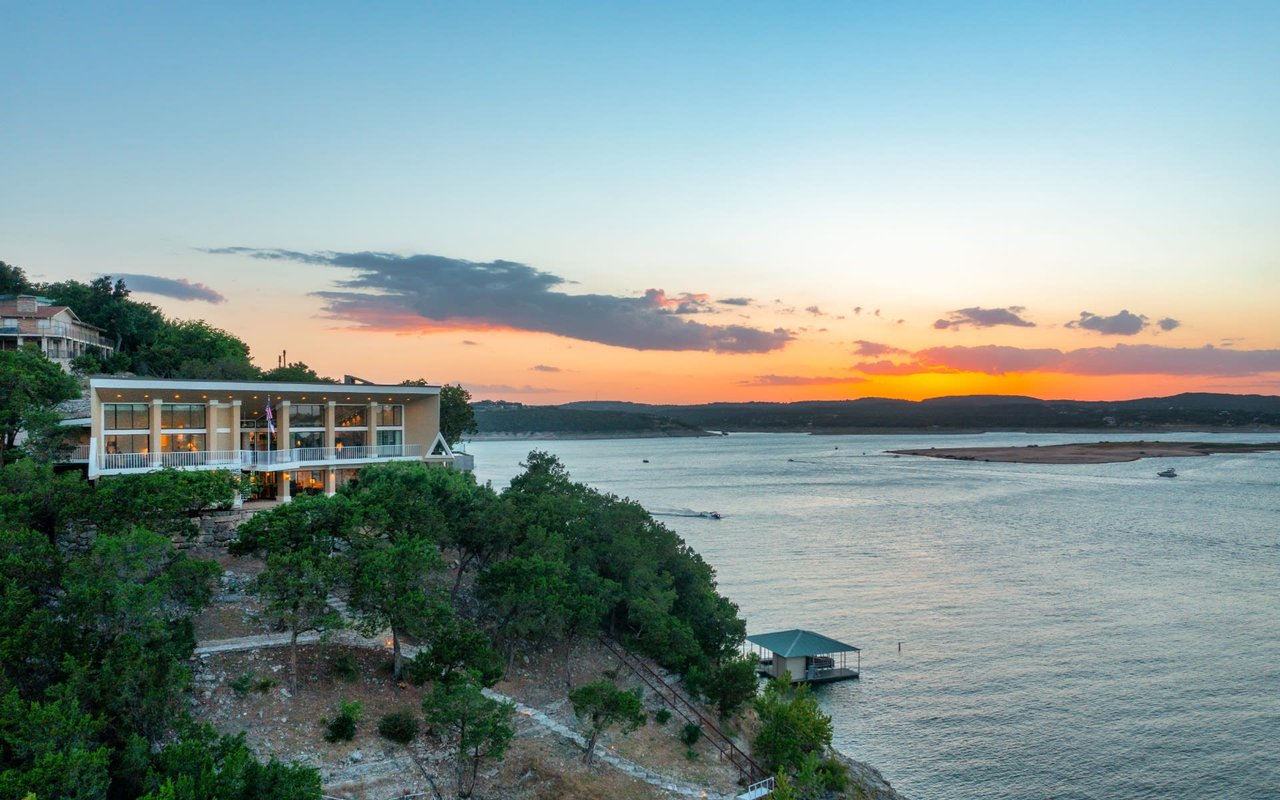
[888,441,1280,464]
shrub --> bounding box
[681,722,702,747]
[329,652,359,683]
[654,708,672,725]
[229,672,254,696]
[377,710,420,744]
[253,675,276,693]
[324,699,362,743]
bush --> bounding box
[654,708,672,725]
[229,672,254,696]
[377,710,420,744]
[324,700,362,743]
[329,652,359,683]
[681,722,702,747]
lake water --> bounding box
[468,432,1280,800]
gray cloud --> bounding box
[805,305,825,316]
[1066,309,1148,335]
[114,273,226,304]
[717,297,753,306]
[208,248,792,354]
[1158,317,1181,331]
[934,306,1034,330]
[852,340,907,356]
[739,374,867,386]
[462,340,480,345]
[531,364,561,372]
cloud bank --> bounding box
[208,248,792,354]
[114,274,226,304]
[934,306,1035,330]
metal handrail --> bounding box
[95,444,427,471]
[598,637,767,783]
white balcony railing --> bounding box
[95,444,426,472]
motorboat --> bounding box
[1157,468,1177,478]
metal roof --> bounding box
[746,629,859,657]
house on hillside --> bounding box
[0,294,114,369]
[69,376,465,499]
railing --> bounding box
[96,444,426,472]
[598,636,767,784]
[0,319,112,348]
[68,444,91,462]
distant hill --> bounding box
[476,393,1280,436]
[472,402,707,437]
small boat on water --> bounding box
[699,511,723,519]
[1157,468,1177,478]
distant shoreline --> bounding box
[888,441,1280,464]
[469,427,1278,443]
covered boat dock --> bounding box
[746,629,860,684]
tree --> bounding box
[144,319,258,379]
[61,528,218,747]
[752,679,834,776]
[41,275,166,360]
[439,384,478,446]
[261,361,332,383]
[0,345,80,466]
[231,495,356,692]
[80,469,238,540]
[568,679,646,764]
[140,723,321,800]
[0,460,90,543]
[421,674,515,798]
[0,686,111,800]
[702,656,760,719]
[0,260,33,295]
[348,536,443,678]
[403,599,503,688]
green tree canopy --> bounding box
[752,679,834,776]
[568,679,647,764]
[421,673,514,799]
[0,345,80,466]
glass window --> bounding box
[104,403,149,430]
[335,404,366,427]
[377,405,403,426]
[377,429,403,447]
[103,433,149,454]
[160,432,206,453]
[335,430,366,454]
[161,403,205,429]
[290,404,323,428]
[292,431,324,450]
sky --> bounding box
[3,1,1278,404]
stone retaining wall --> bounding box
[59,506,260,553]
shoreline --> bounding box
[888,440,1280,464]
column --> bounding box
[325,467,336,497]
[325,401,336,455]
[278,400,291,462]
[231,400,244,505]
[367,401,379,456]
[206,400,218,458]
[150,398,163,467]
[280,470,292,503]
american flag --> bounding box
[265,401,276,435]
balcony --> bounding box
[91,444,441,475]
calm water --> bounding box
[468,432,1280,800]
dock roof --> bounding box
[746,629,859,657]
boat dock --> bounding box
[745,629,860,684]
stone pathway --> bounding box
[195,626,730,800]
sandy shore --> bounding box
[888,441,1280,464]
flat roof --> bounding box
[746,629,859,657]
[87,376,442,406]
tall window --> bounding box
[161,403,205,429]
[377,405,403,426]
[290,404,323,427]
[335,405,365,427]
[104,403,149,430]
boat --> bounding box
[698,511,722,519]
[1157,468,1177,478]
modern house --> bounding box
[746,629,860,684]
[0,294,114,369]
[82,376,462,499]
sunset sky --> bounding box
[3,2,1278,403]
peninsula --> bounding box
[888,440,1280,464]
